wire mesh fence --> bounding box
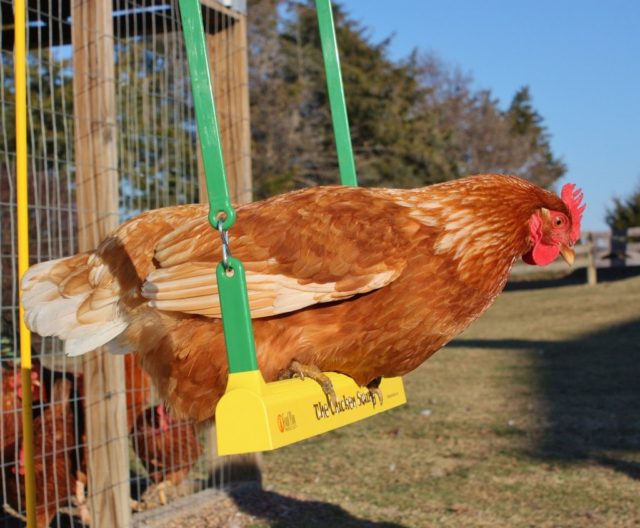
[1,1,253,526]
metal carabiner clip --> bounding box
[217,219,232,270]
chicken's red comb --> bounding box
[561,183,585,242]
[156,403,171,433]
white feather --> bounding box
[20,257,66,289]
[22,281,59,308]
[64,320,129,357]
[29,294,88,337]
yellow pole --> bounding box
[14,0,38,526]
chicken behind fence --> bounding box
[3,377,88,527]
[132,403,202,505]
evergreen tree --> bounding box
[606,182,640,229]
[505,86,566,187]
[248,0,302,197]
[248,1,459,193]
[247,2,566,195]
[114,34,198,215]
[0,51,74,174]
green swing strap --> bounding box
[178,0,357,374]
[179,0,235,230]
[178,0,257,373]
[315,0,358,186]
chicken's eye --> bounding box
[554,216,564,227]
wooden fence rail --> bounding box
[510,228,640,285]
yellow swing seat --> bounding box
[217,371,406,455]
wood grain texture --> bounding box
[197,13,252,205]
[72,1,131,525]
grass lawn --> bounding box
[255,274,640,527]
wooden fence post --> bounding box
[72,1,132,526]
[586,232,597,286]
[197,7,252,205]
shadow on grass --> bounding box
[229,483,407,528]
[449,318,640,479]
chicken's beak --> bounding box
[559,244,575,266]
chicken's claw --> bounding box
[367,377,384,406]
[280,360,337,407]
[74,479,92,525]
[140,480,174,507]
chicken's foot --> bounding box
[280,360,337,407]
[130,499,144,512]
[74,478,92,525]
[140,480,174,507]
[158,482,167,505]
[367,377,384,406]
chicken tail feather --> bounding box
[21,253,128,356]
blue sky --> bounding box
[345,0,640,231]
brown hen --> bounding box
[21,174,585,423]
[132,403,202,505]
[3,377,88,527]
[2,363,45,449]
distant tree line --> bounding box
[248,0,567,198]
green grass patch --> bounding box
[256,274,640,527]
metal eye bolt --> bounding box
[217,219,232,270]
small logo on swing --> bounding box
[277,411,297,432]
